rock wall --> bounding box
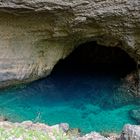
[0,0,140,87]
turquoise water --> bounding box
[0,65,139,134]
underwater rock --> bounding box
[129,108,140,123]
[0,0,139,87]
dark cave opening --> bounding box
[51,41,137,78]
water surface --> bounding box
[0,65,139,134]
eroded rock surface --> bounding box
[120,124,140,140]
[0,0,139,87]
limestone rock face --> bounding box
[0,0,139,87]
[120,124,140,140]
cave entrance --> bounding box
[51,41,137,78]
[44,41,139,132]
[48,41,138,108]
[0,41,138,134]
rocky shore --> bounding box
[0,120,139,140]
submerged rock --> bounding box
[129,108,140,123]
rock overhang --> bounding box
[0,0,139,87]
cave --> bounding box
[51,41,137,77]
[48,41,138,109]
[0,41,139,134]
[0,0,140,139]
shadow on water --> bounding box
[0,42,139,133]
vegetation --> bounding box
[0,126,70,140]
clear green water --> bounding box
[0,65,139,134]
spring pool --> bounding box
[0,65,139,134]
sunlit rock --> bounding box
[77,132,108,140]
[120,124,140,140]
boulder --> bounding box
[119,124,140,140]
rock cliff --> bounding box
[0,0,139,88]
